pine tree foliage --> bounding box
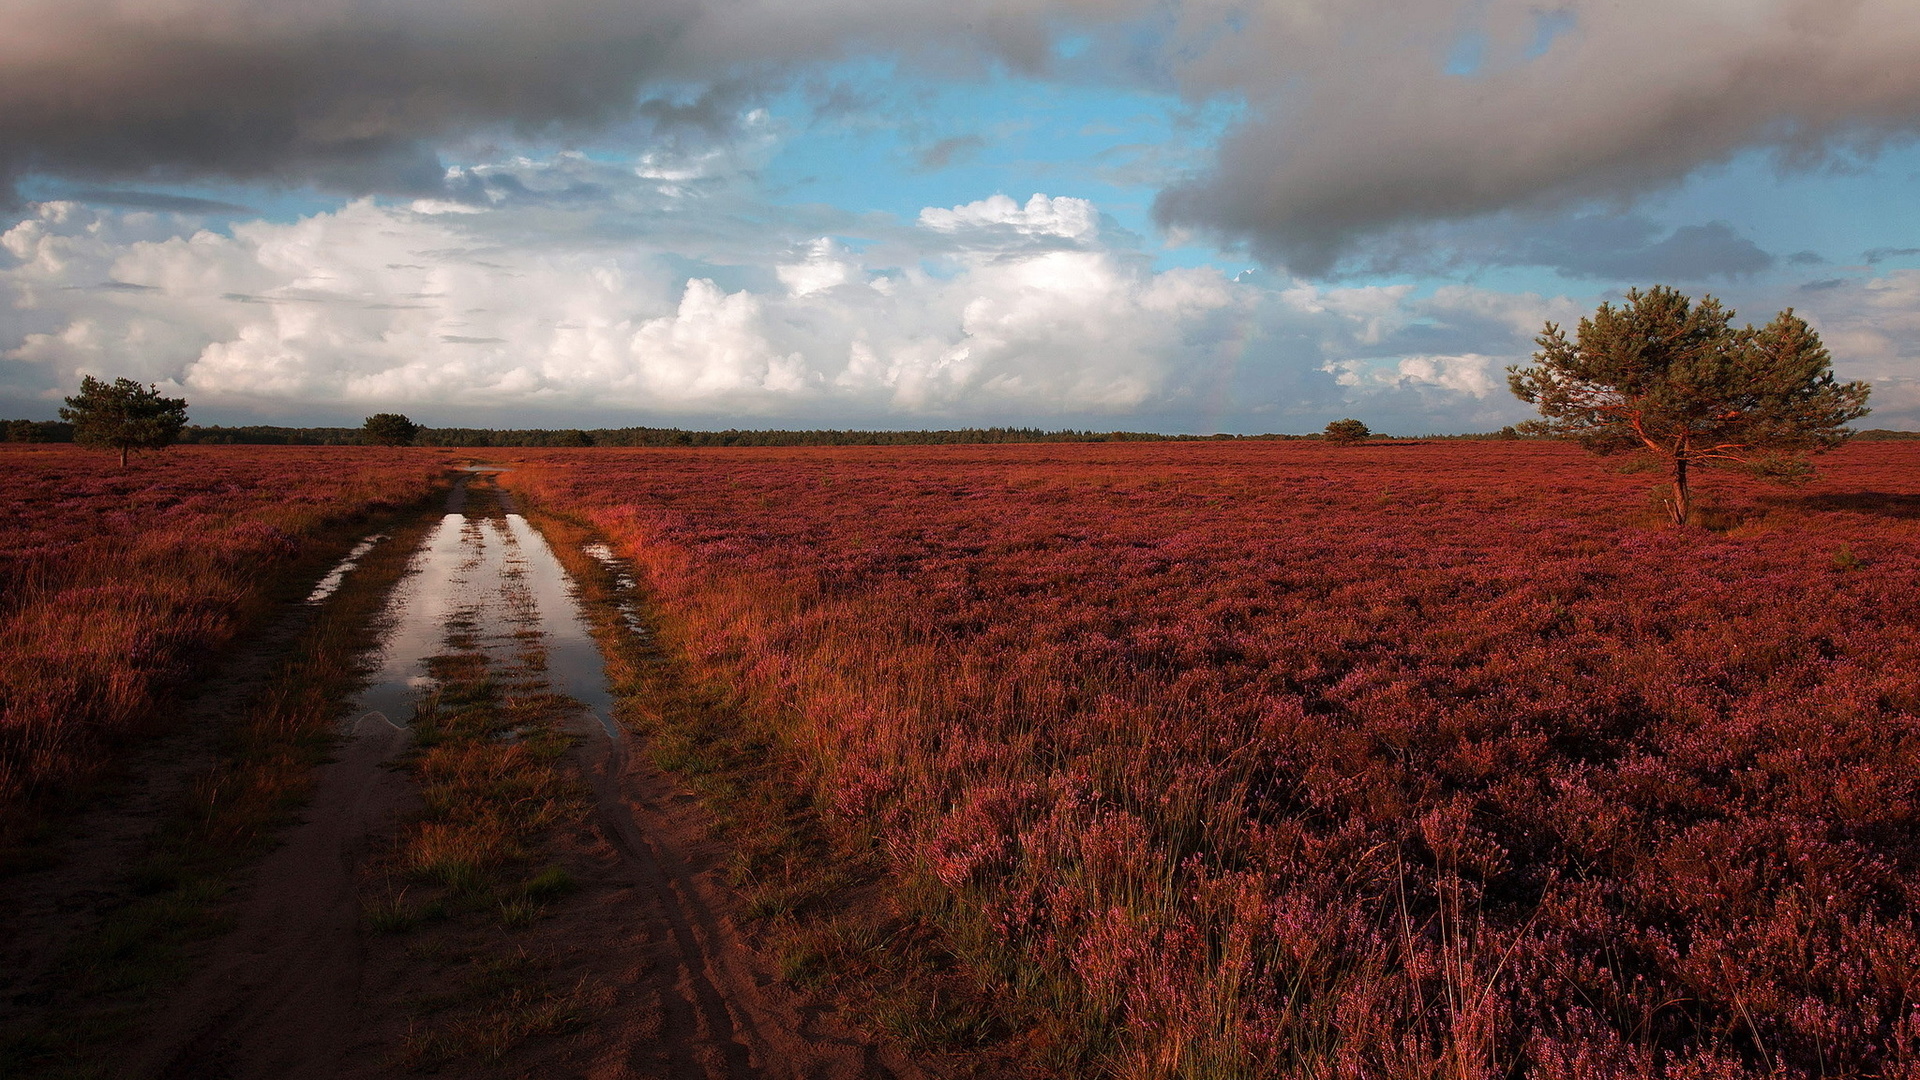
[362,413,420,446]
[1323,418,1371,445]
[1509,286,1871,525]
[57,375,190,467]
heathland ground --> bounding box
[1,440,1916,1078]
[500,440,1920,1078]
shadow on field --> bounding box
[1779,491,1920,518]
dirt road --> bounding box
[114,476,926,1078]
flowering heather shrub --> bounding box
[0,446,448,807]
[503,442,1920,1078]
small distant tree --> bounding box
[1510,286,1871,526]
[1324,418,1371,446]
[58,376,189,467]
[363,413,420,447]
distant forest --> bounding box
[6,421,1285,447]
[8,418,1920,447]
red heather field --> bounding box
[504,441,1920,1079]
[0,445,448,808]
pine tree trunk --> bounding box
[120,445,129,468]
[1670,454,1690,526]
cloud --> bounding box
[915,135,987,171]
[1506,219,1774,281]
[776,238,857,297]
[1784,269,1920,422]
[0,0,1131,198]
[1322,354,1502,399]
[1865,246,1920,264]
[62,190,257,215]
[1275,282,1583,420]
[1153,0,1920,272]
[5,0,1916,283]
[1340,213,1776,281]
[919,193,1099,241]
[0,189,1238,423]
[0,183,1560,432]
[9,156,1914,433]
[628,279,811,398]
[0,0,645,194]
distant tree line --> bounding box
[6,422,1315,447]
[8,417,1914,447]
[5,419,75,442]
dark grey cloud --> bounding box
[915,135,987,172]
[1866,247,1920,264]
[67,189,256,215]
[637,83,761,137]
[0,0,698,198]
[445,169,613,208]
[221,292,326,305]
[1788,250,1827,267]
[8,0,1917,284]
[1504,218,1775,281]
[1335,213,1774,282]
[1153,0,1920,273]
[64,280,162,293]
[805,80,888,122]
[0,0,1113,200]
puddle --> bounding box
[582,542,654,642]
[306,533,386,604]
[507,516,618,736]
[342,487,615,740]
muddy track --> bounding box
[574,720,912,1080]
[137,714,414,1079]
[118,475,923,1079]
[0,591,321,1017]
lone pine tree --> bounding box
[1509,286,1870,526]
[1323,418,1371,446]
[362,413,420,447]
[58,376,190,468]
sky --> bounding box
[2,0,1918,434]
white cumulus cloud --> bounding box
[919,193,1099,241]
[6,158,1913,432]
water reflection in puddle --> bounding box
[582,542,653,642]
[505,514,617,736]
[306,534,386,604]
[342,493,615,741]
